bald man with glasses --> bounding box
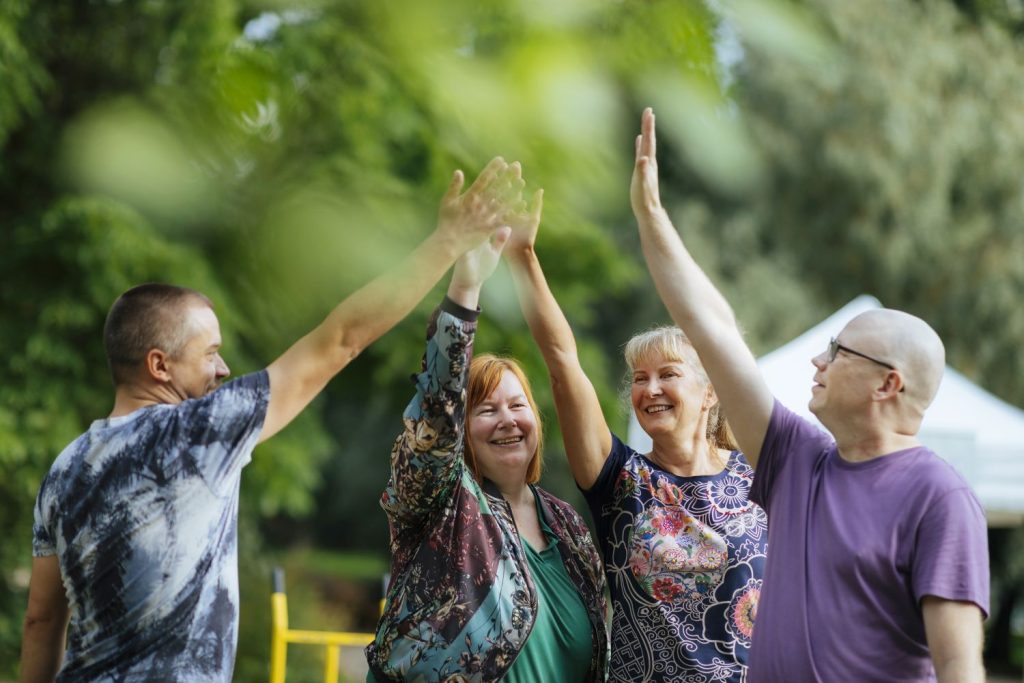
[629,108,988,683]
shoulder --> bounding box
[769,400,831,444]
[904,446,977,498]
[607,432,643,470]
[206,370,270,406]
[535,487,587,525]
[728,450,755,475]
[175,371,270,425]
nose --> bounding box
[216,354,231,378]
[646,378,663,396]
[497,408,517,429]
[810,352,828,371]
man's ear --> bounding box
[145,349,172,383]
[874,370,905,400]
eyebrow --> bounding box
[634,364,683,374]
[478,394,528,406]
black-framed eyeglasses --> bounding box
[827,337,905,392]
[827,337,896,370]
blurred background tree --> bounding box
[2,0,1023,680]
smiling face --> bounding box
[467,368,540,486]
[630,353,711,440]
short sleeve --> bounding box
[912,487,990,617]
[580,432,631,502]
[32,476,57,557]
[750,399,831,514]
[174,370,270,496]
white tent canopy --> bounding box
[627,295,1024,525]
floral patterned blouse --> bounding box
[583,434,767,682]
[365,298,608,682]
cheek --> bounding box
[630,386,644,407]
[467,417,491,450]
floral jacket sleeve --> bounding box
[379,297,476,559]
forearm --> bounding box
[933,658,984,683]
[923,597,986,683]
[323,230,463,361]
[384,302,476,520]
[635,207,737,344]
[507,247,580,372]
[19,618,67,683]
[506,245,611,487]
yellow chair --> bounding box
[269,567,376,683]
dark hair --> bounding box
[103,283,212,386]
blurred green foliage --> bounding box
[3,0,1024,679]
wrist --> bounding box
[429,225,466,261]
[446,282,481,310]
[636,205,670,228]
[505,243,536,264]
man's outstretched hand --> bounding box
[436,157,525,254]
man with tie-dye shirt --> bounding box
[19,158,525,682]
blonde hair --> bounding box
[465,354,544,485]
[624,326,736,453]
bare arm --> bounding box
[19,555,70,683]
[261,158,519,443]
[922,596,985,683]
[631,108,773,466]
[505,190,612,489]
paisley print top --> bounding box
[365,298,608,683]
[583,434,767,682]
[33,371,269,681]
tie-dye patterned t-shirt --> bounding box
[33,370,269,681]
[583,434,767,683]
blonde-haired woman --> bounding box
[366,198,608,682]
[506,192,766,682]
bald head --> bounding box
[841,308,945,411]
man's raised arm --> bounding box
[261,158,521,443]
[631,108,773,465]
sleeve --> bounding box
[749,399,831,515]
[581,432,632,503]
[32,475,57,558]
[174,370,270,496]
[379,297,478,532]
[912,487,990,617]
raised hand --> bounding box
[506,188,544,255]
[436,157,522,253]
[448,226,512,308]
[630,107,665,222]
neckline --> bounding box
[638,450,737,482]
[830,445,924,470]
[520,487,558,555]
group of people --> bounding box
[20,109,989,683]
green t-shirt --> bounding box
[503,489,593,683]
[367,489,593,683]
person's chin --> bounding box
[808,396,822,415]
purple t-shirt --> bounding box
[748,401,989,683]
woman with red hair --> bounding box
[366,180,607,682]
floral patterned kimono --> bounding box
[365,299,608,682]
